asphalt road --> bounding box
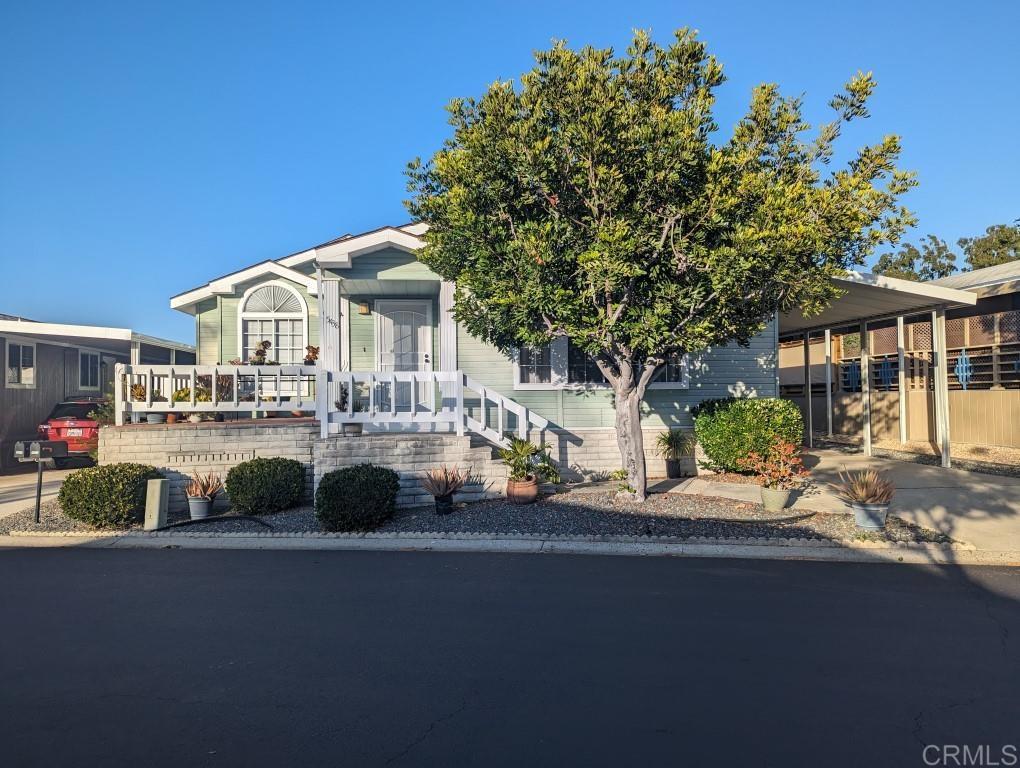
[0,549,1017,767]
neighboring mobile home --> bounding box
[0,315,194,471]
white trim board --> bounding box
[171,261,318,312]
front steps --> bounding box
[313,434,508,508]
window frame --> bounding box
[237,280,309,365]
[5,339,37,390]
[78,349,101,391]
[513,337,690,391]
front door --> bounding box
[375,300,432,411]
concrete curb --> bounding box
[1,531,1016,566]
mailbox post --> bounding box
[13,440,68,524]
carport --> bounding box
[780,271,976,467]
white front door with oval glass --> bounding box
[375,299,433,412]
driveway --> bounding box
[0,549,1016,767]
[681,448,1020,551]
[0,466,77,520]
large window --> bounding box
[515,338,688,390]
[239,282,307,364]
[6,341,35,388]
[79,351,100,390]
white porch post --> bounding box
[824,328,833,437]
[860,320,872,457]
[114,363,124,426]
[438,281,459,423]
[896,315,907,444]
[933,307,952,468]
[318,269,342,373]
[803,332,813,448]
[130,341,141,365]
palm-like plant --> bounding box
[498,438,560,483]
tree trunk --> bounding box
[613,383,648,502]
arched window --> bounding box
[239,282,307,364]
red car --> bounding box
[37,399,104,466]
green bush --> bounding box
[225,457,306,515]
[691,397,804,472]
[315,464,400,532]
[58,463,162,529]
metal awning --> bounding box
[779,271,977,336]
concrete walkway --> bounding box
[0,467,76,520]
[675,448,1020,552]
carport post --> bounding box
[897,315,907,444]
[932,307,952,468]
[824,328,833,437]
[860,320,872,457]
[803,332,813,447]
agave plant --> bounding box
[831,469,895,505]
[420,465,468,498]
[185,472,224,501]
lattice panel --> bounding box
[871,326,897,355]
[840,332,860,358]
[946,318,966,349]
[909,320,932,351]
[1001,311,1020,343]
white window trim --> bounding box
[78,349,102,391]
[237,280,309,363]
[513,338,690,391]
[4,338,37,390]
[373,299,434,371]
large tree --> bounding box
[406,29,915,500]
[873,234,956,281]
[959,222,1020,271]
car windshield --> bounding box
[47,403,100,420]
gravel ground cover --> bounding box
[1,491,950,544]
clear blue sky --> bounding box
[2,1,1017,341]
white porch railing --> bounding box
[114,364,548,448]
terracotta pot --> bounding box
[506,477,538,505]
[290,410,304,418]
[166,413,178,425]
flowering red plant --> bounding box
[737,439,809,490]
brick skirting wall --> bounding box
[98,421,700,511]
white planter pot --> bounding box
[760,487,792,512]
[343,423,363,436]
[852,502,890,530]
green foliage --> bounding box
[959,223,1020,271]
[225,457,305,515]
[498,438,560,482]
[873,234,956,281]
[315,464,400,532]
[406,27,914,376]
[58,463,162,529]
[691,398,804,472]
[87,385,116,426]
[655,429,696,460]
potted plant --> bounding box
[655,429,696,479]
[498,437,560,505]
[335,384,366,435]
[303,345,319,366]
[185,472,223,520]
[249,339,272,365]
[420,465,467,514]
[737,438,809,512]
[146,393,168,424]
[832,469,896,530]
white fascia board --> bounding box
[170,262,318,311]
[0,319,133,342]
[129,333,196,352]
[277,247,318,268]
[835,271,977,307]
[316,228,425,268]
[399,222,429,236]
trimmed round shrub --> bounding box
[315,464,400,532]
[691,397,804,473]
[58,463,163,529]
[225,457,306,515]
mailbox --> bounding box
[13,440,68,463]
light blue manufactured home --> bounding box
[159,223,779,472]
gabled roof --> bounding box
[170,261,319,312]
[170,223,430,314]
[927,260,1020,296]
